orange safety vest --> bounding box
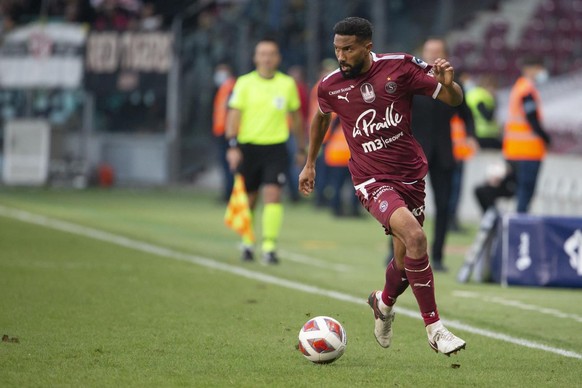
[212,77,236,137]
[503,77,545,161]
[324,126,350,166]
[450,114,475,161]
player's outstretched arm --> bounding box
[433,58,463,107]
[298,111,331,196]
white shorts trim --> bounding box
[354,178,377,199]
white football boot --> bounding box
[426,321,466,356]
[367,291,396,348]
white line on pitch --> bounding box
[279,249,350,272]
[453,290,582,324]
[1,204,581,361]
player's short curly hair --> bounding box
[333,17,373,42]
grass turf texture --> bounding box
[1,188,581,387]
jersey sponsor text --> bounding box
[352,102,403,137]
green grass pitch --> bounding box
[1,187,581,387]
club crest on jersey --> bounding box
[379,200,389,213]
[412,56,428,68]
[385,81,397,94]
[360,83,376,103]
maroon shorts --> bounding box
[354,178,426,235]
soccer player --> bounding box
[226,38,304,264]
[299,17,466,355]
[212,63,237,202]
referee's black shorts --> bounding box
[239,142,289,192]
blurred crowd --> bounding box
[0,0,164,34]
[0,0,170,136]
[2,1,578,138]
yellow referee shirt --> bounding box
[228,70,300,145]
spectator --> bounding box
[448,112,476,233]
[502,56,551,213]
[93,0,132,31]
[474,160,516,213]
[212,63,236,202]
[466,74,501,149]
[324,116,361,218]
[308,58,337,208]
[0,2,17,36]
[139,1,162,31]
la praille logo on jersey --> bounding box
[329,73,409,155]
[337,56,430,155]
[353,81,404,154]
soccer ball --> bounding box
[297,316,347,364]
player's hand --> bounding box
[432,58,455,87]
[226,147,242,172]
[298,164,316,196]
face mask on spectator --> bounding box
[534,69,549,85]
[214,70,230,87]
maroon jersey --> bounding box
[318,52,441,185]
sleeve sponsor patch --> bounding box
[411,56,428,69]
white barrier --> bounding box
[424,151,582,222]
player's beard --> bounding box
[339,58,365,79]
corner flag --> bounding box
[224,174,255,243]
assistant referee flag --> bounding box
[224,174,255,243]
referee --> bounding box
[225,38,305,264]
